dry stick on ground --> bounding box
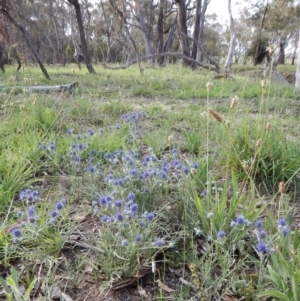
[102,52,218,72]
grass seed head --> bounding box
[168,135,174,145]
[278,181,285,194]
[208,108,223,123]
[256,139,261,147]
[206,81,213,91]
[261,79,267,89]
[230,96,238,109]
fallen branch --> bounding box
[0,82,78,93]
[102,52,218,72]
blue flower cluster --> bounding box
[216,215,290,254]
[10,191,66,243]
[92,191,162,247]
[122,111,147,137]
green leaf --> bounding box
[267,265,285,290]
[291,274,299,301]
[10,266,19,288]
[25,278,37,299]
[5,277,17,289]
[0,277,11,293]
[293,230,300,250]
[257,290,291,301]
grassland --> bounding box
[0,62,300,301]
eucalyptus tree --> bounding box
[264,0,300,64]
[67,0,95,73]
[224,0,236,73]
[0,0,50,79]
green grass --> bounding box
[0,63,300,300]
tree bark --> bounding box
[134,1,153,58]
[174,0,191,66]
[67,0,95,74]
[191,0,201,61]
[0,6,50,79]
[224,0,236,74]
[197,0,209,62]
[295,28,300,89]
[156,0,164,65]
[277,41,285,64]
[253,1,269,66]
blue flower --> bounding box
[151,155,158,162]
[282,227,289,237]
[278,219,286,227]
[11,228,21,238]
[55,200,65,211]
[78,143,85,150]
[200,189,207,197]
[257,229,268,240]
[101,215,110,223]
[99,197,107,206]
[127,192,135,201]
[115,212,124,222]
[192,163,199,169]
[182,166,189,174]
[278,225,289,237]
[160,171,167,179]
[50,210,59,219]
[172,148,178,154]
[16,211,23,218]
[88,166,96,173]
[256,242,267,253]
[236,215,245,225]
[217,230,226,238]
[27,205,37,223]
[134,235,142,242]
[130,203,138,212]
[155,238,164,247]
[144,155,150,162]
[104,152,112,159]
[146,212,154,221]
[254,220,263,229]
[172,159,180,167]
[114,200,123,208]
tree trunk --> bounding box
[67,0,95,74]
[163,16,177,58]
[191,0,201,61]
[295,28,300,89]
[253,1,269,66]
[134,1,153,58]
[174,0,191,66]
[224,0,236,74]
[0,8,50,79]
[157,0,164,65]
[277,41,285,64]
[197,0,209,62]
